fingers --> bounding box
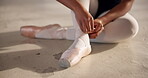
[84,20,90,33]
[96,26,104,37]
[81,20,104,34]
[94,21,104,33]
[94,24,100,32]
[80,18,94,33]
[98,26,104,34]
[85,17,94,33]
[90,18,94,32]
[89,26,104,39]
[89,33,98,39]
[80,22,87,33]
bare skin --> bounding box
[57,0,135,39]
[57,0,94,33]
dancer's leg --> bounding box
[63,0,139,43]
[67,13,139,43]
[89,0,98,17]
[66,0,98,40]
[24,11,138,44]
[20,0,98,40]
[59,0,92,68]
[20,24,68,39]
[90,13,139,43]
[21,0,139,43]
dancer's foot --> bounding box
[20,24,67,39]
[59,38,91,68]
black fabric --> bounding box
[94,0,121,18]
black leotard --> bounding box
[94,0,121,18]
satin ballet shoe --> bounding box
[59,45,91,68]
[20,24,67,39]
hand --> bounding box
[89,19,104,39]
[74,9,94,33]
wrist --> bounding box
[72,3,86,14]
[73,7,85,15]
[95,18,105,27]
[96,19,104,27]
[96,16,109,26]
[98,13,118,26]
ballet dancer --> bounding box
[20,0,139,68]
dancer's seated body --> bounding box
[20,0,139,68]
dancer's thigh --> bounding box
[90,13,139,43]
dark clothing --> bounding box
[94,0,121,18]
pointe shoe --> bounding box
[20,24,67,39]
[59,44,91,68]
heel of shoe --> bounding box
[82,45,92,57]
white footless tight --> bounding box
[67,0,90,50]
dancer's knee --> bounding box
[96,13,139,43]
[119,14,139,40]
[109,13,139,43]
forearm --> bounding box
[57,0,95,33]
[56,0,86,13]
[98,0,134,26]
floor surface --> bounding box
[0,0,148,78]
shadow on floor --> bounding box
[0,31,117,73]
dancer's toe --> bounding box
[59,46,91,68]
[59,58,71,68]
[20,26,41,38]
